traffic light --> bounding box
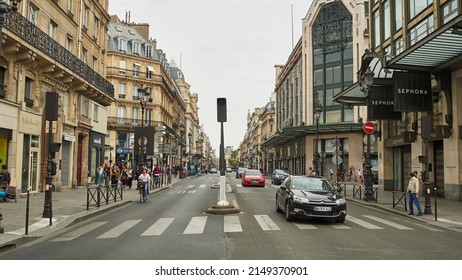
[217,98,227,122]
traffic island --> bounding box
[206,199,240,215]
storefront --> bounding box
[89,131,105,182]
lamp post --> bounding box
[314,105,322,176]
[138,85,150,171]
[362,67,375,201]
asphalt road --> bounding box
[2,173,462,260]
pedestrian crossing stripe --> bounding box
[199,184,206,188]
[97,219,142,239]
[49,214,443,242]
[186,185,194,189]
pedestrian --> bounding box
[138,168,150,201]
[111,163,120,186]
[127,165,133,189]
[104,162,111,185]
[0,165,11,191]
[407,171,422,216]
[96,163,104,186]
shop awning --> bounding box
[261,123,364,148]
[385,14,462,72]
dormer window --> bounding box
[118,38,127,52]
[132,41,140,55]
[145,45,153,58]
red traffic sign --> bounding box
[363,121,375,134]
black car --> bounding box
[236,167,247,178]
[275,175,346,223]
[271,169,290,185]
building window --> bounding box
[132,41,141,55]
[92,56,97,71]
[373,9,380,48]
[66,34,73,52]
[24,77,34,108]
[394,0,402,31]
[119,60,126,75]
[93,16,99,39]
[442,0,458,24]
[82,98,89,118]
[118,83,126,99]
[93,104,99,122]
[117,106,125,123]
[147,66,154,79]
[133,85,139,100]
[409,16,434,46]
[118,38,127,52]
[145,45,153,58]
[132,107,139,125]
[133,63,140,77]
[145,108,152,126]
[409,0,432,19]
[81,47,87,64]
[384,0,391,40]
[83,5,89,31]
[49,21,58,40]
[29,3,38,25]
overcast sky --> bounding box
[108,0,313,153]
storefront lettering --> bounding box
[397,88,429,95]
[93,138,102,145]
[21,116,40,127]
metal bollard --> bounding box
[434,187,438,221]
[0,209,4,234]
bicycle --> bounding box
[138,182,147,202]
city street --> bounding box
[1,173,461,260]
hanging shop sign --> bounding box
[393,71,432,112]
[368,86,401,120]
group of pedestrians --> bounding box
[95,162,133,190]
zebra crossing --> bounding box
[49,213,443,242]
[166,183,208,194]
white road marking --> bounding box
[330,224,351,229]
[50,222,107,242]
[293,223,317,229]
[187,190,196,193]
[363,215,413,230]
[141,218,175,236]
[224,216,243,233]
[254,215,280,231]
[186,185,194,189]
[346,215,383,229]
[199,184,206,188]
[183,216,208,234]
[413,223,443,232]
[96,219,142,239]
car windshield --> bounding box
[276,170,290,175]
[245,170,261,176]
[292,177,335,191]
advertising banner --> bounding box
[368,86,401,120]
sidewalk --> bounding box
[340,182,462,232]
[0,177,178,250]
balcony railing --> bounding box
[108,117,163,129]
[5,12,114,98]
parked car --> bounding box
[271,169,290,185]
[226,167,232,173]
[236,167,247,178]
[275,175,346,223]
[241,169,265,187]
[210,168,218,173]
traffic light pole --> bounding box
[43,119,53,225]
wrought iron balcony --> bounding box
[4,11,114,98]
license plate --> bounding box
[252,180,259,184]
[313,206,331,211]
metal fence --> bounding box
[86,184,123,210]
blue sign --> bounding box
[116,147,132,154]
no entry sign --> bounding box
[363,121,375,134]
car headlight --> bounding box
[293,195,309,203]
[336,198,346,205]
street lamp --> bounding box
[314,105,322,176]
[138,85,150,169]
[362,67,375,201]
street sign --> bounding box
[332,155,342,165]
[363,121,375,134]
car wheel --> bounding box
[275,198,282,213]
[335,216,346,223]
[285,201,293,221]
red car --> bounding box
[242,169,265,187]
